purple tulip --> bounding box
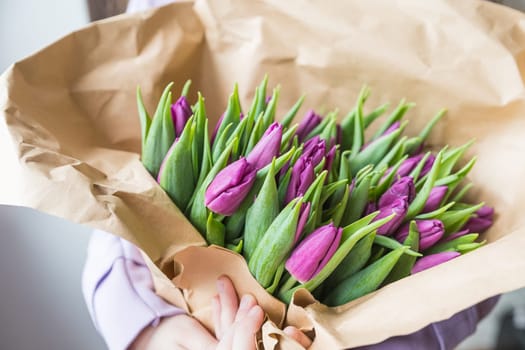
[211,113,225,145]
[412,251,461,274]
[444,229,470,242]
[325,145,337,172]
[285,223,342,283]
[395,154,423,178]
[302,136,326,167]
[374,197,409,236]
[420,154,436,177]
[383,121,401,136]
[395,219,445,250]
[365,201,378,216]
[285,157,315,204]
[246,122,283,170]
[294,202,311,243]
[296,110,322,142]
[386,153,435,180]
[462,205,494,233]
[171,96,192,137]
[422,186,448,212]
[205,157,257,215]
[378,176,415,208]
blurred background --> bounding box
[1,0,525,349]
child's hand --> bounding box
[130,275,312,349]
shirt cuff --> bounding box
[82,231,185,350]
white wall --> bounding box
[0,1,106,349]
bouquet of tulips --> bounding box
[137,76,493,306]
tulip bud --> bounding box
[378,176,415,208]
[462,205,494,233]
[211,113,225,145]
[170,96,192,137]
[412,251,461,274]
[285,223,342,283]
[374,197,408,235]
[285,157,315,204]
[396,154,423,178]
[246,122,283,170]
[422,186,448,212]
[362,121,401,151]
[302,136,326,167]
[395,219,445,250]
[383,121,401,136]
[444,229,470,242]
[205,158,257,215]
[296,110,322,142]
[420,154,436,177]
[249,199,303,288]
[364,201,377,216]
[325,145,337,173]
[295,202,311,243]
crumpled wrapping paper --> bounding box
[2,0,525,348]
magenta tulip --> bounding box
[296,110,322,142]
[462,205,494,233]
[378,176,415,208]
[205,157,256,215]
[171,96,192,137]
[374,197,409,236]
[395,219,445,250]
[246,122,283,170]
[422,186,448,212]
[285,223,342,283]
[412,251,461,274]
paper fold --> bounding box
[2,0,525,347]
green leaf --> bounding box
[364,103,389,129]
[142,83,176,177]
[249,199,303,288]
[206,212,225,246]
[383,221,420,284]
[373,235,421,257]
[372,99,414,140]
[349,125,404,174]
[323,247,406,306]
[340,173,373,227]
[405,150,443,220]
[136,86,152,149]
[281,95,305,128]
[188,138,239,234]
[437,202,484,234]
[425,233,479,254]
[159,116,195,210]
[244,160,279,261]
[181,79,192,97]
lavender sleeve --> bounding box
[353,297,499,350]
[82,230,185,350]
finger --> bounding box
[217,275,239,337]
[212,294,222,338]
[232,305,264,350]
[234,294,257,323]
[169,315,218,350]
[283,326,313,349]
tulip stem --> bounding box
[278,275,298,296]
